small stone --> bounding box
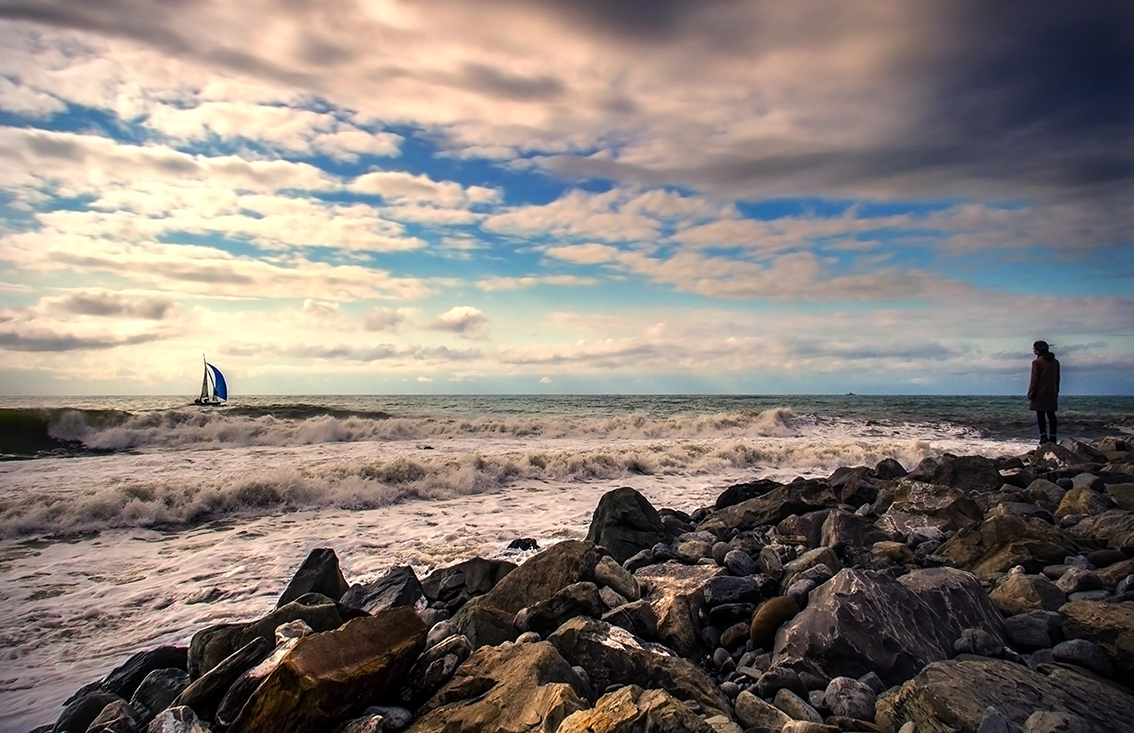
[773,687,823,723]
[1055,567,1102,595]
[723,549,757,576]
[786,578,816,609]
[757,667,807,699]
[824,675,876,721]
[858,670,885,694]
[954,628,1004,657]
[734,690,792,731]
[720,680,741,699]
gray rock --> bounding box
[600,599,659,641]
[340,565,422,614]
[587,487,668,563]
[174,637,271,721]
[598,585,628,610]
[773,687,823,723]
[420,557,517,607]
[858,670,885,694]
[723,549,757,576]
[1054,567,1102,595]
[85,699,140,733]
[977,705,1023,733]
[825,676,877,721]
[276,548,350,608]
[773,568,1007,685]
[786,578,816,609]
[594,554,640,601]
[780,546,841,592]
[954,627,1005,657]
[54,692,124,733]
[1051,638,1115,677]
[733,690,792,731]
[757,667,807,699]
[364,705,411,730]
[332,714,383,733]
[145,706,209,733]
[129,669,190,724]
[1003,610,1063,651]
[1023,711,1094,733]
[703,576,763,607]
[402,634,472,709]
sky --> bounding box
[0,1,1132,396]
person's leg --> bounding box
[1036,412,1049,442]
[1047,411,1057,442]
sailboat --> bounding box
[193,356,229,406]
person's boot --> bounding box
[1038,434,1050,445]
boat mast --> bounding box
[200,354,210,402]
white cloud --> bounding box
[426,306,488,338]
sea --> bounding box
[1,394,1132,730]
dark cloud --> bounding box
[224,340,482,362]
[0,328,166,352]
[52,292,176,319]
[459,64,564,103]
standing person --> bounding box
[1028,340,1060,444]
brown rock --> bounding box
[1056,487,1112,518]
[228,607,426,733]
[750,596,801,650]
[988,573,1067,616]
[557,685,716,733]
[698,480,837,535]
[1059,600,1134,680]
[473,540,601,617]
[634,562,722,657]
[1070,510,1134,554]
[938,515,1079,578]
[1108,483,1134,512]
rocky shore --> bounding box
[38,436,1134,733]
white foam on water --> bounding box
[0,416,1032,731]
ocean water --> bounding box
[1,394,1131,730]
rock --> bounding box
[173,636,271,720]
[1069,510,1134,554]
[781,547,842,593]
[977,705,1023,733]
[523,581,606,635]
[601,599,659,640]
[66,647,188,706]
[871,540,916,565]
[723,549,757,576]
[276,548,350,608]
[333,713,383,733]
[774,687,823,723]
[824,676,876,721]
[698,479,837,536]
[704,576,764,607]
[1086,548,1129,569]
[821,510,888,549]
[228,607,426,733]
[600,586,628,610]
[474,539,602,618]
[556,684,717,733]
[876,457,908,480]
[1025,479,1067,507]
[85,699,140,733]
[408,640,589,733]
[988,573,1067,616]
[714,478,783,510]
[1055,487,1111,518]
[734,689,793,731]
[876,480,985,537]
[449,603,518,649]
[594,554,640,601]
[1054,567,1103,595]
[1052,638,1115,677]
[401,634,472,709]
[991,502,1055,524]
[187,592,343,678]
[340,565,423,614]
[420,557,517,607]
[773,568,1007,686]
[548,617,732,719]
[757,666,808,698]
[214,631,310,729]
[875,657,1134,733]
[1108,483,1134,512]
[938,515,1079,578]
[145,706,209,733]
[53,692,123,733]
[1023,711,1093,733]
[778,510,831,549]
[750,596,800,650]
[586,488,668,563]
[634,562,722,656]
[1002,610,1063,651]
[906,454,1003,495]
[1059,600,1134,679]
[129,669,190,723]
[953,628,1004,657]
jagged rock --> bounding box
[714,479,783,510]
[53,692,123,733]
[402,634,472,709]
[214,630,310,729]
[408,640,589,733]
[276,548,350,608]
[634,562,722,656]
[750,596,800,650]
[586,487,668,563]
[773,568,1007,685]
[734,690,792,731]
[85,699,140,733]
[557,684,717,733]
[1069,511,1134,554]
[989,573,1067,616]
[187,592,343,677]
[549,617,732,719]
[420,557,517,607]
[1055,567,1102,595]
[600,586,628,609]
[1098,559,1134,587]
[1025,479,1067,507]
[65,647,188,706]
[340,565,423,614]
[1002,610,1063,651]
[824,676,876,721]
[698,479,837,536]
[173,637,271,721]
[875,657,1134,732]
[449,603,518,649]
[1058,439,1110,465]
[523,581,606,635]
[145,706,209,733]
[129,669,190,724]
[876,480,985,538]
[991,502,1055,524]
[1023,711,1093,733]
[780,547,841,593]
[1056,487,1111,518]
[1108,483,1134,512]
[333,713,383,733]
[778,511,831,549]
[228,607,426,733]
[938,515,1079,578]
[594,554,640,601]
[601,599,659,640]
[821,510,889,549]
[1059,600,1134,679]
[906,454,1003,495]
[473,539,602,618]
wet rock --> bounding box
[66,647,188,706]
[340,565,423,614]
[276,548,350,608]
[408,640,589,733]
[773,568,1007,685]
[714,479,784,510]
[228,607,426,733]
[173,637,271,721]
[587,488,668,563]
[85,699,140,733]
[906,454,1003,495]
[129,669,190,724]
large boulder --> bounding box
[875,657,1134,732]
[875,480,984,538]
[938,515,1079,578]
[634,562,722,656]
[586,488,667,563]
[557,685,716,733]
[227,607,426,733]
[473,540,602,617]
[697,479,837,536]
[1056,487,1112,518]
[821,510,889,549]
[1069,510,1134,554]
[988,573,1067,616]
[1059,600,1134,680]
[549,617,732,720]
[772,568,1007,685]
[340,565,423,614]
[187,593,344,678]
[905,454,1003,495]
[276,548,350,608]
[407,640,589,733]
[714,479,783,510]
[420,557,517,608]
[65,646,188,705]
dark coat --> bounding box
[1028,355,1060,412]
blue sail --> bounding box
[207,363,228,401]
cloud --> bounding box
[426,306,488,338]
[363,307,412,332]
[302,299,339,316]
[45,291,176,320]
